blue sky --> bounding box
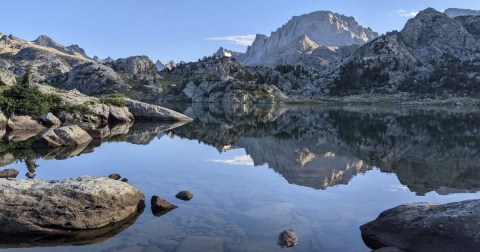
[2,0,479,62]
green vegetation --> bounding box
[0,85,62,117]
[99,94,126,107]
[60,103,93,115]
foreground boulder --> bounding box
[361,200,480,252]
[32,125,93,147]
[0,176,145,235]
[124,98,193,121]
[7,116,46,131]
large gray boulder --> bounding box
[124,98,192,121]
[38,112,62,127]
[361,200,480,252]
[88,103,134,123]
[33,125,93,147]
[0,176,145,235]
[7,116,46,131]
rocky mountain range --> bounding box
[330,8,480,96]
[0,7,479,104]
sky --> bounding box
[2,0,480,63]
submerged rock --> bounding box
[151,195,177,217]
[361,199,480,252]
[175,190,193,201]
[0,176,145,235]
[278,229,298,247]
[0,168,18,178]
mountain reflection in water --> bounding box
[168,104,480,195]
[0,104,480,250]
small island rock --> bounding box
[278,229,298,248]
[175,190,193,201]
[151,195,177,216]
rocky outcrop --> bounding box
[0,176,145,235]
[38,112,61,127]
[110,56,159,77]
[7,116,46,131]
[0,69,16,86]
[32,125,93,147]
[240,10,377,67]
[444,8,480,18]
[88,104,134,123]
[331,8,480,96]
[361,199,480,252]
[155,60,165,71]
[124,98,192,121]
[55,63,129,96]
[213,47,242,58]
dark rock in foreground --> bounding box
[175,190,193,201]
[0,168,19,178]
[0,176,145,235]
[278,229,298,248]
[361,200,480,252]
[151,195,177,217]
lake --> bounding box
[1,104,480,252]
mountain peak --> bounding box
[33,35,64,49]
[241,10,377,66]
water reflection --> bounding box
[0,210,142,249]
[169,104,480,195]
[1,105,479,194]
[0,121,189,179]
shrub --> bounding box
[0,85,62,117]
[99,94,126,107]
[58,103,93,115]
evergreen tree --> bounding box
[22,66,33,88]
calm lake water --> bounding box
[2,104,480,252]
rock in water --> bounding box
[151,195,177,216]
[108,173,121,180]
[360,200,480,252]
[0,168,19,178]
[124,98,193,122]
[0,176,145,235]
[278,229,298,247]
[175,190,193,201]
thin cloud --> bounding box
[208,155,255,166]
[205,34,256,46]
[396,9,419,17]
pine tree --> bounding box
[22,66,33,88]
